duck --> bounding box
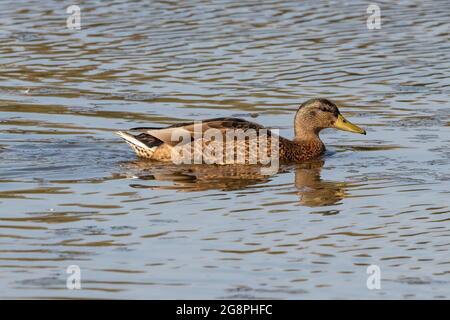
[116,98,366,164]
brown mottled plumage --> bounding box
[116,98,366,163]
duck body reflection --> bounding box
[120,158,347,207]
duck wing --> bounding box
[130,117,269,146]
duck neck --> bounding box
[292,128,325,160]
[294,127,323,144]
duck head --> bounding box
[294,98,366,139]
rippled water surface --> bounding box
[0,0,449,299]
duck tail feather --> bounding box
[129,126,163,132]
[115,131,152,150]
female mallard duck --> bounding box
[116,98,366,163]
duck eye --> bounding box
[309,111,316,117]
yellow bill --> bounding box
[334,114,366,135]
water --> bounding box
[0,0,449,299]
